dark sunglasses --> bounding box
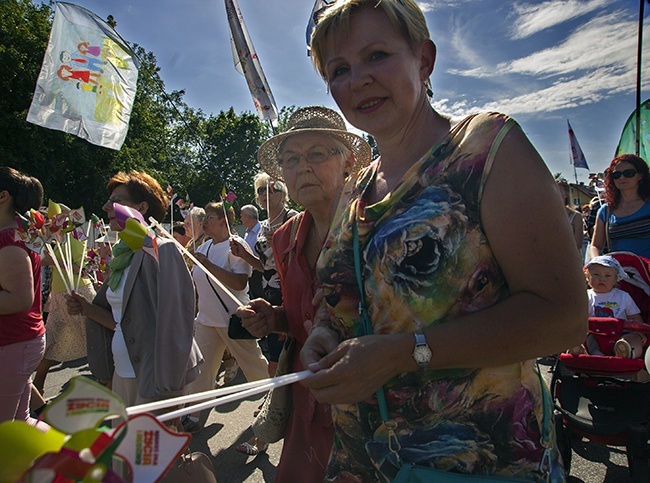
[611,168,637,180]
[256,186,277,196]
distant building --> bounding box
[568,182,596,210]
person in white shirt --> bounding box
[183,202,269,432]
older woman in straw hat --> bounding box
[235,106,371,481]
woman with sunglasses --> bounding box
[229,173,298,454]
[231,175,298,376]
[589,154,650,259]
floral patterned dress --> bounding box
[317,112,564,482]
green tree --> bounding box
[0,0,275,223]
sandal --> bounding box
[235,439,269,455]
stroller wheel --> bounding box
[554,412,572,475]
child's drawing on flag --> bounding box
[27,2,139,150]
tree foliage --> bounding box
[0,0,276,222]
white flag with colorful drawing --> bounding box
[225,0,278,122]
[26,2,139,150]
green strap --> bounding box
[353,219,390,422]
[355,218,552,477]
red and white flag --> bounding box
[568,120,590,170]
[225,0,278,122]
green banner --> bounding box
[616,98,650,163]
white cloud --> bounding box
[450,11,640,78]
[417,1,473,12]
[511,0,610,39]
[501,13,639,77]
[435,65,650,119]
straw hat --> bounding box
[257,106,372,181]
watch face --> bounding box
[414,346,432,364]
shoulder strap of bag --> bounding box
[353,219,393,424]
[605,205,612,253]
[204,242,231,315]
[287,212,303,266]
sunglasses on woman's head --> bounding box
[611,168,637,180]
[256,186,277,196]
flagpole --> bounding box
[568,119,578,184]
[635,0,645,155]
[268,120,277,136]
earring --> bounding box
[425,80,433,98]
[344,171,350,178]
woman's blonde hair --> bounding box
[311,0,430,80]
[253,172,289,204]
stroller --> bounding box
[551,252,650,480]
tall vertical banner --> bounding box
[225,0,278,122]
[616,99,650,162]
[306,1,334,55]
[26,2,139,150]
[567,120,590,170]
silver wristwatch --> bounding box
[412,330,432,370]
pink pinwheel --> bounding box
[112,202,147,230]
[114,205,159,264]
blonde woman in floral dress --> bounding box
[300,1,587,481]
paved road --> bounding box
[41,358,635,482]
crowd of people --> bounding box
[2,0,650,481]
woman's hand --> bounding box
[193,252,210,267]
[236,298,279,337]
[63,291,92,316]
[301,331,410,405]
[229,238,264,272]
[229,238,249,258]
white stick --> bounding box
[54,239,73,293]
[221,202,232,236]
[126,372,304,415]
[101,220,113,249]
[266,184,270,220]
[65,232,74,292]
[149,217,243,307]
[75,223,92,291]
[45,243,72,295]
[155,371,311,423]
[190,215,196,252]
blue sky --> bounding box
[40,0,649,183]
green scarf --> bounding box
[107,240,135,291]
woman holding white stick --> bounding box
[0,166,48,431]
[34,216,96,394]
[65,170,202,424]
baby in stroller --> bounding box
[569,255,645,359]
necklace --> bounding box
[616,198,645,217]
[267,208,287,231]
